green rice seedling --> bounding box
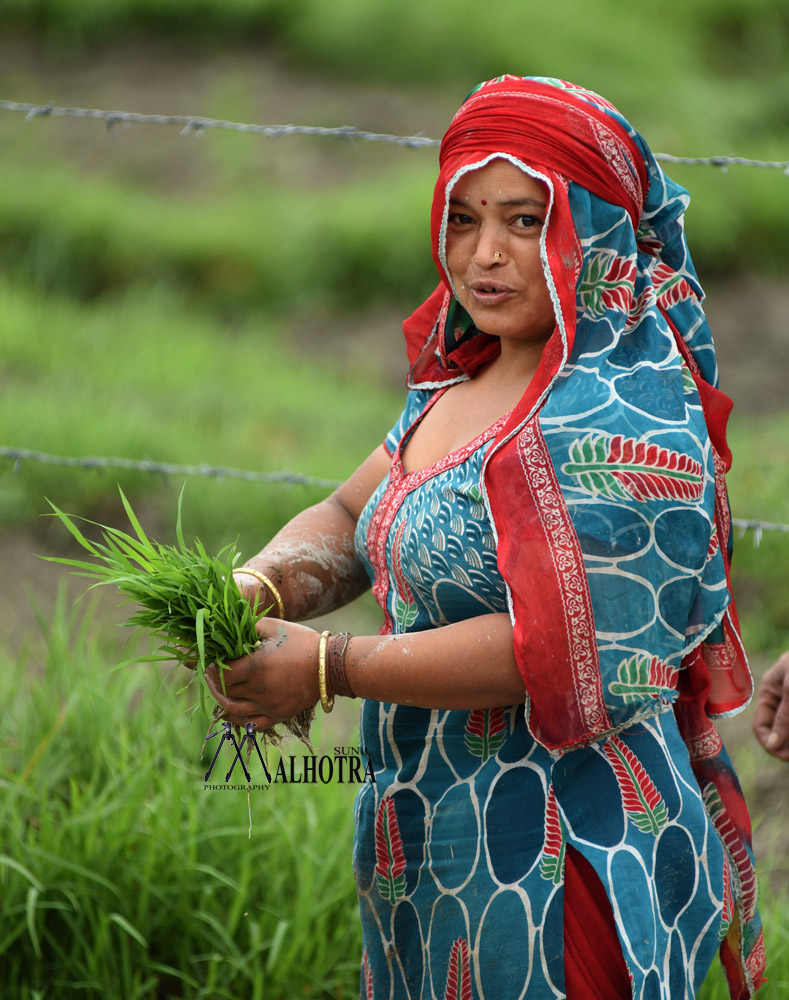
[44,487,314,746]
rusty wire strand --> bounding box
[2,99,788,171]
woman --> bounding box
[206,76,765,998]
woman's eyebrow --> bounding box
[498,197,546,208]
[448,196,545,208]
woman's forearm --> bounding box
[236,445,392,622]
[204,613,525,730]
[344,613,525,709]
[241,496,370,621]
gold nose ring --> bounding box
[493,251,502,261]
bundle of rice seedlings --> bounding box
[45,488,314,747]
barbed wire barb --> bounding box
[733,518,789,546]
[2,99,788,170]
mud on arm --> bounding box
[234,445,391,621]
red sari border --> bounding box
[498,417,610,747]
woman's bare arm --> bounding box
[205,612,526,729]
[344,614,524,708]
[234,444,392,621]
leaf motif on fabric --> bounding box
[624,286,655,331]
[444,938,472,1000]
[465,483,487,520]
[362,948,374,1000]
[707,523,720,559]
[608,654,679,703]
[391,522,418,631]
[540,784,566,884]
[719,854,734,940]
[374,796,407,902]
[636,222,664,255]
[681,363,697,396]
[450,514,464,535]
[578,250,637,317]
[650,261,695,309]
[602,735,669,835]
[702,783,759,922]
[466,483,483,504]
[562,432,704,502]
[464,708,508,762]
[393,597,418,630]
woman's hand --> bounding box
[204,619,320,730]
[753,651,789,761]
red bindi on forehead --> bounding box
[481,199,487,205]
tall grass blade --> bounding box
[0,856,45,892]
[119,486,153,549]
[108,912,148,949]
[25,887,42,959]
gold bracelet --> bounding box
[231,567,285,619]
[318,630,334,713]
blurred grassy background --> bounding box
[1,0,788,995]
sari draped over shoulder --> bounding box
[402,75,764,998]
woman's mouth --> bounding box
[469,281,515,305]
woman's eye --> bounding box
[514,215,541,229]
[449,213,474,226]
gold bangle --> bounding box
[232,567,285,619]
[318,630,334,713]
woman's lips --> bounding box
[469,280,515,305]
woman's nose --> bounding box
[473,226,505,267]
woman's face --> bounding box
[445,159,555,349]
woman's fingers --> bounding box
[206,652,260,691]
[205,662,260,710]
[202,619,320,724]
[753,652,789,761]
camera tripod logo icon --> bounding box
[204,720,271,784]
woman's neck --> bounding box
[483,336,548,388]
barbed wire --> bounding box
[0,447,340,490]
[733,519,789,546]
[0,100,438,149]
[2,446,787,544]
[2,99,788,172]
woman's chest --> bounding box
[355,452,508,630]
[400,378,520,475]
